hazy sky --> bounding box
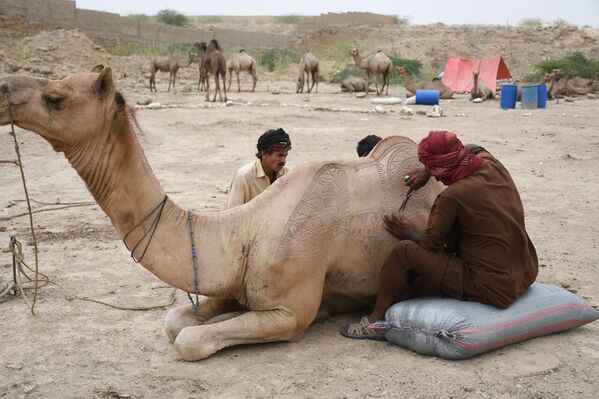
[75,0,599,27]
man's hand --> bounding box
[404,167,431,190]
[383,212,412,240]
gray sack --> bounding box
[383,282,599,359]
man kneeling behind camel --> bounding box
[342,131,539,339]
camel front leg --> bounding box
[306,71,311,93]
[164,297,241,343]
[174,308,303,361]
[236,71,241,92]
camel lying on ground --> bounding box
[296,52,319,93]
[149,51,195,92]
[350,48,393,96]
[396,66,454,99]
[340,75,372,93]
[546,69,593,99]
[194,40,227,102]
[470,70,495,101]
[0,67,443,361]
[227,50,258,92]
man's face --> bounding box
[261,149,288,174]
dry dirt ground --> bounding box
[0,25,598,399]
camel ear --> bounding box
[91,64,105,73]
[94,67,114,95]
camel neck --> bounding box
[61,113,245,297]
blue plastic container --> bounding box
[500,84,518,109]
[521,84,539,109]
[537,84,547,108]
[415,89,440,105]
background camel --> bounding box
[296,52,320,93]
[350,48,392,96]
[0,67,442,361]
[470,70,495,100]
[194,40,227,102]
[149,51,195,92]
[340,75,371,93]
[545,69,590,99]
[227,49,258,92]
[396,66,455,99]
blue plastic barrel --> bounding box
[537,84,547,108]
[415,89,440,105]
[521,84,539,109]
[500,84,517,109]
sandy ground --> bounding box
[1,76,598,398]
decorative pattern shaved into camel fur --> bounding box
[275,138,436,263]
[275,164,350,259]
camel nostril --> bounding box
[0,82,10,95]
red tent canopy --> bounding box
[441,56,512,92]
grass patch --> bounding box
[275,15,302,24]
[519,18,543,28]
[101,39,195,59]
[259,48,301,72]
[525,52,599,81]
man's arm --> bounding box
[227,173,248,209]
[382,213,444,251]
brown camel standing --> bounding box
[227,50,258,92]
[0,67,442,361]
[396,66,454,99]
[296,52,319,93]
[194,39,227,102]
[149,51,195,92]
[350,48,392,96]
[470,70,495,100]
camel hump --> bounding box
[368,135,417,161]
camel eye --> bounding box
[44,93,64,107]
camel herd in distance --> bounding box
[149,39,599,102]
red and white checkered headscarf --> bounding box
[417,131,484,185]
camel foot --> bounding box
[173,309,302,361]
[164,298,240,343]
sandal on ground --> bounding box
[340,316,387,341]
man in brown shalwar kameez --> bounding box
[342,131,538,340]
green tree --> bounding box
[157,9,188,27]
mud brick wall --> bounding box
[0,0,293,48]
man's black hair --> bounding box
[256,128,291,159]
[357,135,383,157]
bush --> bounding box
[275,15,302,24]
[331,66,364,83]
[519,18,543,28]
[550,18,572,28]
[259,48,300,72]
[396,15,411,26]
[157,9,188,27]
[527,52,599,81]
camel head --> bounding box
[0,65,125,151]
[350,48,359,58]
[397,66,409,77]
[473,70,480,79]
[194,42,208,54]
